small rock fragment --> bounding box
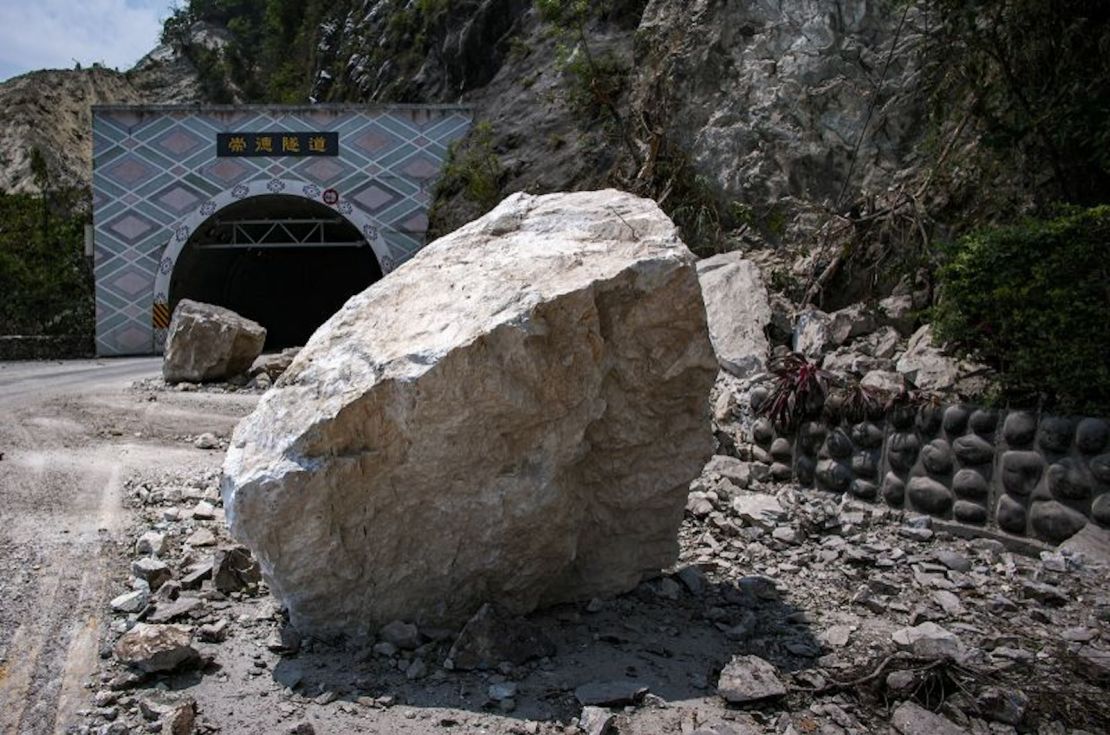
[975,686,1028,725]
[379,620,421,650]
[574,680,649,706]
[135,531,167,556]
[212,546,261,593]
[716,655,786,704]
[579,706,615,735]
[114,624,200,673]
[891,701,967,735]
[892,622,961,658]
[447,604,555,671]
[131,558,172,591]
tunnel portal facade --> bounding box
[91,104,471,356]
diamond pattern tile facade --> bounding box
[93,105,471,356]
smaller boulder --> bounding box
[879,294,917,336]
[163,300,267,384]
[895,325,989,396]
[828,303,877,345]
[793,309,834,358]
[696,254,772,378]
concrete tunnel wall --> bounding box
[91,104,471,356]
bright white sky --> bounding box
[0,0,176,82]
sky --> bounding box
[0,0,176,83]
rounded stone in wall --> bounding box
[821,428,853,460]
[916,405,943,436]
[850,479,878,501]
[1003,412,1037,447]
[1038,417,1074,454]
[799,421,827,455]
[953,500,988,525]
[752,417,775,446]
[816,459,852,492]
[921,439,955,475]
[795,455,816,486]
[1091,454,1110,484]
[1076,418,1109,454]
[888,433,921,473]
[907,476,954,516]
[1093,494,1110,526]
[943,406,970,435]
[851,451,878,479]
[850,422,885,450]
[1046,458,1093,501]
[952,468,989,499]
[1001,451,1045,497]
[770,437,793,461]
[953,434,995,466]
[996,494,1028,535]
[969,409,999,436]
[890,406,916,431]
[882,472,905,506]
[749,386,769,412]
[1029,500,1088,544]
[771,462,792,481]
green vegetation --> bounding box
[0,185,93,338]
[921,0,1110,206]
[933,206,1110,413]
[427,121,505,233]
[162,0,354,102]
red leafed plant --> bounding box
[760,352,836,431]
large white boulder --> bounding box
[162,300,266,383]
[696,253,771,377]
[221,190,718,636]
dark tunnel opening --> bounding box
[169,195,382,349]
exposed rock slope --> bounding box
[0,40,205,194]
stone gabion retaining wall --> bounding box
[748,399,1110,546]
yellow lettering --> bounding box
[308,136,328,153]
[282,136,301,153]
[255,136,274,153]
[227,136,247,153]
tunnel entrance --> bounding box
[168,195,382,349]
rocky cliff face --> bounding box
[302,1,931,262]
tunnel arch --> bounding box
[152,178,394,351]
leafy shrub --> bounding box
[933,205,1110,413]
[759,353,836,431]
[427,121,505,232]
[921,0,1110,205]
[0,190,93,337]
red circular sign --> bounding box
[322,189,339,205]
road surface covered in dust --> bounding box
[0,359,256,735]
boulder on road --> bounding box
[696,253,771,378]
[222,190,719,636]
[162,300,266,384]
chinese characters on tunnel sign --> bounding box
[216,132,339,157]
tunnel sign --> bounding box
[217,132,339,157]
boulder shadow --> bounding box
[269,573,822,722]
